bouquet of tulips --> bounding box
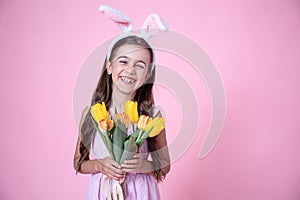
[90,100,165,199]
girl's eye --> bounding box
[135,64,146,69]
[119,60,127,64]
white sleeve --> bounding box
[152,104,166,118]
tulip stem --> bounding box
[136,130,143,141]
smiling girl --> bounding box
[73,35,170,200]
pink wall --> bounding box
[1,0,300,199]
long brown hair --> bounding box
[76,35,166,181]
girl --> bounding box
[73,35,171,200]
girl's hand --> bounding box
[98,157,126,181]
[121,153,144,173]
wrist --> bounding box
[95,159,103,172]
[141,159,154,174]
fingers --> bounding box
[110,165,125,175]
[105,167,125,181]
[100,157,126,181]
[121,162,138,169]
[109,159,122,169]
[121,168,135,173]
[121,154,143,172]
[107,161,125,178]
[123,159,139,164]
[133,153,142,159]
[122,153,142,165]
[121,163,137,173]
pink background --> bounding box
[1,0,300,199]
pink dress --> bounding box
[86,107,162,200]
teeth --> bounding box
[121,77,135,83]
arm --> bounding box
[73,107,125,180]
[148,110,171,177]
[151,127,171,176]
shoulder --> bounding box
[79,106,90,131]
[81,106,90,117]
[151,104,166,118]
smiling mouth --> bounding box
[120,76,136,84]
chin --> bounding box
[115,85,136,95]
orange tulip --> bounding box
[115,112,131,128]
[99,119,114,132]
[137,115,152,131]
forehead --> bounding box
[113,44,151,63]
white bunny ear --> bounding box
[141,13,169,38]
[99,5,134,32]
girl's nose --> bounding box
[125,63,136,73]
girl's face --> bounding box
[106,44,152,96]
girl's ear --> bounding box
[106,60,112,75]
[145,71,152,82]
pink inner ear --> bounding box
[142,14,168,34]
[113,20,130,27]
[145,16,159,30]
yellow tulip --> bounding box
[124,100,139,123]
[99,119,114,131]
[137,115,152,131]
[146,117,165,137]
[90,102,108,123]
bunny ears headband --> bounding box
[99,5,169,71]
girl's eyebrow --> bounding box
[117,56,147,65]
[117,55,128,59]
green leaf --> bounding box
[112,119,128,163]
[108,126,114,139]
[114,106,117,115]
[130,129,141,140]
[135,127,154,147]
[119,136,138,164]
[91,118,114,159]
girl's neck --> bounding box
[111,89,135,113]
